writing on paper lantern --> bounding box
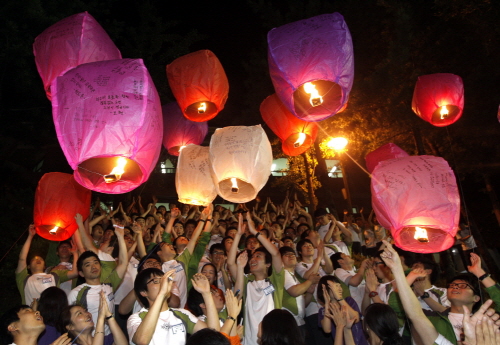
[176,145,217,206]
[365,143,409,174]
[412,73,464,127]
[34,173,91,241]
[162,102,208,156]
[371,155,460,253]
[209,125,273,203]
[267,12,354,122]
[260,94,318,156]
[51,59,162,194]
[167,50,229,122]
[33,11,121,100]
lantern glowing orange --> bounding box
[412,73,464,127]
[365,143,409,174]
[371,155,460,253]
[34,173,91,241]
[167,50,229,122]
[260,94,318,156]
[267,13,354,122]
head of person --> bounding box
[270,222,283,238]
[279,246,297,269]
[145,214,156,228]
[209,243,226,266]
[300,229,319,244]
[373,251,392,281]
[226,226,237,239]
[316,275,344,306]
[282,236,295,249]
[187,285,225,317]
[134,268,166,308]
[138,252,162,272]
[157,205,167,214]
[135,217,146,228]
[297,214,308,224]
[184,220,197,239]
[296,239,314,260]
[77,251,101,281]
[245,235,261,253]
[0,306,44,345]
[201,263,217,286]
[296,223,310,237]
[173,235,189,253]
[412,258,439,284]
[91,224,104,241]
[314,208,329,226]
[249,247,272,276]
[173,220,184,236]
[56,241,72,261]
[284,227,296,239]
[447,273,481,311]
[258,309,304,345]
[363,303,403,345]
[394,246,415,269]
[186,328,230,345]
[37,287,68,327]
[27,254,45,274]
[276,215,286,226]
[259,229,269,239]
[330,252,354,270]
[364,229,375,242]
[59,305,94,340]
[154,241,177,262]
[102,228,114,243]
[222,236,234,253]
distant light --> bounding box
[327,137,348,151]
[271,164,276,171]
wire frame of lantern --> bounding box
[260,94,318,156]
[411,73,464,127]
[51,59,163,194]
[176,145,217,206]
[267,12,354,122]
[209,125,273,203]
[33,11,122,100]
[371,155,460,253]
[167,50,229,122]
[365,143,409,174]
[34,172,91,241]
[162,102,208,156]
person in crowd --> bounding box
[331,252,370,310]
[257,309,305,345]
[0,305,53,345]
[35,287,68,345]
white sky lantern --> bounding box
[209,125,273,203]
[175,145,217,206]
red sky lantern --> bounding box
[371,155,460,253]
[267,12,354,122]
[412,73,464,127]
[260,94,318,156]
[162,102,208,156]
[167,50,229,122]
[365,143,409,174]
[33,12,121,100]
[51,59,163,194]
[34,173,91,241]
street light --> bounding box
[327,137,352,213]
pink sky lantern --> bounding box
[51,59,163,194]
[34,173,91,241]
[267,12,354,122]
[162,102,208,156]
[167,50,229,122]
[260,94,318,156]
[33,11,121,100]
[412,73,464,127]
[365,143,409,174]
[371,155,460,253]
[209,125,273,203]
[176,145,217,206]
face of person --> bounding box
[447,279,479,305]
[67,306,93,333]
[299,242,314,257]
[223,238,233,253]
[141,273,164,303]
[227,229,237,238]
[285,228,296,238]
[210,249,225,266]
[201,265,216,285]
[283,239,295,249]
[249,251,269,273]
[102,229,114,242]
[340,253,354,266]
[281,251,297,268]
[57,243,72,258]
[29,256,45,272]
[79,256,101,280]
[146,217,155,228]
[185,224,196,239]
[372,259,388,280]
[142,258,162,270]
[246,238,260,252]
[11,308,44,335]
[317,215,329,226]
[271,224,283,237]
[157,242,176,261]
[297,225,309,236]
[136,218,146,227]
[174,223,184,235]
[92,225,103,240]
[124,234,134,250]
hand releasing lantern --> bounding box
[371,155,460,253]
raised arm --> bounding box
[16,224,36,274]
[98,290,128,345]
[113,225,129,280]
[234,251,248,298]
[468,253,496,288]
[245,211,282,273]
[185,205,211,255]
[192,273,219,331]
[227,213,245,280]
[221,289,242,336]
[76,213,98,254]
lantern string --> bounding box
[77,165,105,177]
[0,226,29,266]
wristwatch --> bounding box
[368,291,378,298]
[421,292,430,299]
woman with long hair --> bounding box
[258,309,304,345]
[363,304,403,345]
[37,287,68,345]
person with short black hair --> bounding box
[257,309,304,345]
[186,328,230,345]
[1,305,50,345]
[331,252,369,310]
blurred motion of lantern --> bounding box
[176,145,217,206]
[267,12,354,122]
[371,155,460,253]
[365,143,409,174]
[162,102,208,156]
[260,94,318,156]
[34,173,91,241]
[209,125,273,203]
[51,59,163,194]
[33,11,122,100]
[412,73,464,127]
[167,50,229,122]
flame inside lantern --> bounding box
[198,102,207,114]
[231,178,239,193]
[294,132,307,148]
[104,157,127,183]
[414,226,429,243]
[303,82,323,107]
[49,226,59,235]
[439,105,449,119]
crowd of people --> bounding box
[2,194,500,345]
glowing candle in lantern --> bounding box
[49,226,59,235]
[440,105,449,119]
[303,82,323,107]
[231,178,239,193]
[414,226,429,243]
[198,102,207,114]
[294,132,307,147]
[104,157,127,183]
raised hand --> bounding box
[379,240,402,272]
[49,333,72,345]
[237,251,248,268]
[225,289,242,319]
[191,273,211,294]
[28,223,37,237]
[365,268,379,292]
[468,253,485,277]
[75,213,84,225]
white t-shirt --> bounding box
[114,256,139,305]
[447,312,463,341]
[376,281,394,304]
[24,273,58,304]
[283,270,305,326]
[244,279,275,345]
[334,268,365,310]
[295,261,328,279]
[56,262,73,295]
[162,260,187,308]
[317,222,331,241]
[418,286,450,311]
[131,282,181,314]
[330,241,350,256]
[347,224,361,242]
[434,334,454,345]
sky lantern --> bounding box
[260,94,318,156]
[176,144,217,206]
[371,155,460,253]
[166,50,229,122]
[365,143,409,174]
[33,11,121,100]
[162,102,208,156]
[209,125,273,203]
[412,73,464,127]
[267,12,354,122]
[34,172,91,241]
[51,59,163,194]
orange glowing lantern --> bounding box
[260,94,318,156]
[34,173,91,241]
[167,50,229,122]
[412,73,464,127]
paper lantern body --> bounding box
[162,102,208,156]
[176,145,217,206]
[365,143,409,174]
[33,11,122,100]
[371,155,460,253]
[267,12,354,122]
[51,59,163,194]
[167,50,229,122]
[209,125,273,203]
[412,73,464,127]
[34,173,91,241]
[260,94,318,156]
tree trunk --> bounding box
[302,152,317,214]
